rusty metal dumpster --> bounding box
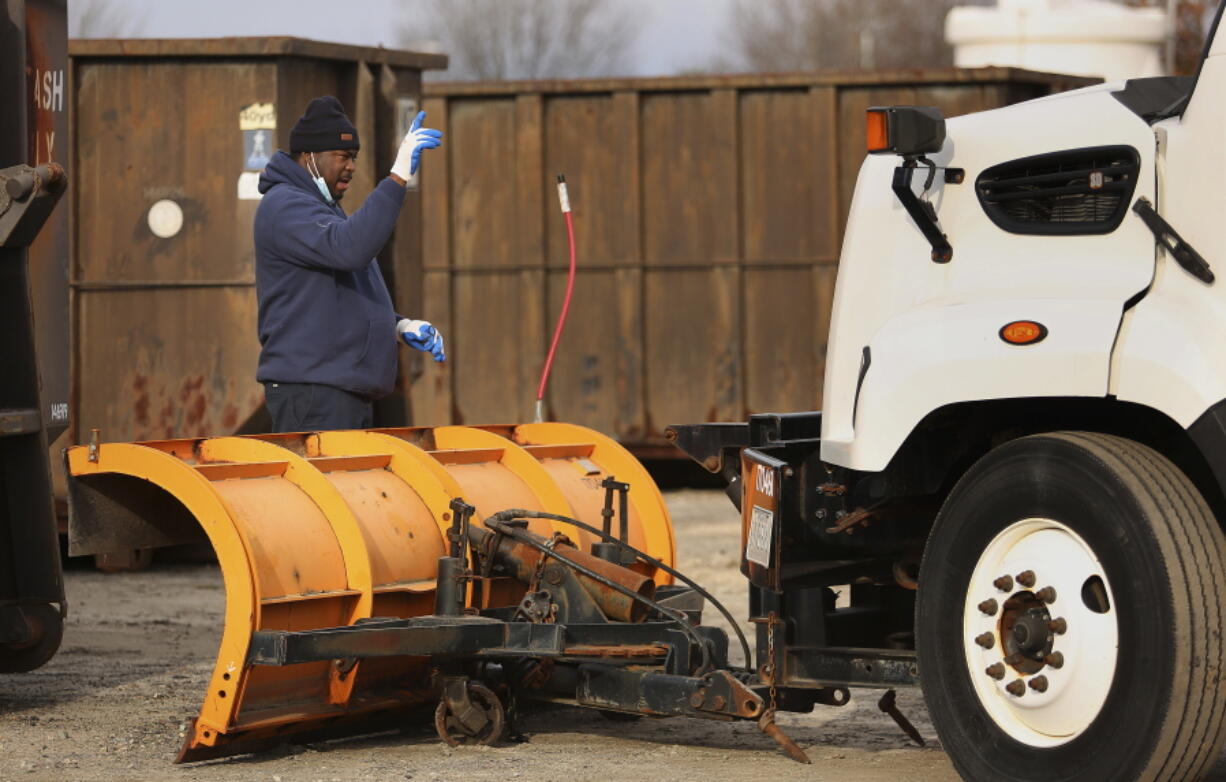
[68,56,1091,460]
[68,37,447,448]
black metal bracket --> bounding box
[1132,196,1214,284]
[783,646,920,687]
[595,477,634,565]
[0,163,67,248]
[442,675,491,735]
[447,498,475,559]
[434,498,476,616]
[575,665,764,721]
[892,159,952,263]
[246,613,727,673]
[598,477,619,538]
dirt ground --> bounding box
[1,489,1223,782]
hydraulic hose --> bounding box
[534,174,577,423]
[485,509,753,671]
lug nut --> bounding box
[1016,570,1036,588]
[1049,618,1067,635]
[985,662,1006,680]
[1005,679,1026,697]
[1036,586,1057,604]
[975,632,996,649]
[978,598,999,616]
[993,575,1014,592]
[1045,652,1064,669]
[1028,675,1049,693]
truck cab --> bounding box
[673,4,1226,780]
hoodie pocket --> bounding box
[355,318,377,365]
[354,317,397,393]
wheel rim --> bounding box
[963,518,1118,747]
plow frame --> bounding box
[233,508,851,764]
[64,422,682,761]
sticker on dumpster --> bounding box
[239,102,276,131]
[147,199,184,239]
[240,102,276,171]
[237,171,263,201]
[243,129,272,170]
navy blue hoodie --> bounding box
[254,151,406,399]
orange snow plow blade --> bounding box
[64,423,675,762]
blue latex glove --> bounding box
[390,111,443,179]
[397,318,446,362]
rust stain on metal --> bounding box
[825,506,876,535]
[133,373,150,426]
[490,531,656,623]
[180,376,204,404]
[184,392,207,428]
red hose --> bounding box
[536,208,577,405]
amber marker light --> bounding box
[999,320,1048,345]
[866,109,890,153]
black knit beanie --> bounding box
[289,96,360,152]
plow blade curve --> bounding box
[65,423,675,762]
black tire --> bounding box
[434,682,506,747]
[916,432,1226,782]
[0,603,64,673]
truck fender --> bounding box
[821,298,1125,471]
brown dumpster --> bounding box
[69,55,1092,458]
[69,37,446,447]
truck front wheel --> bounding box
[916,432,1226,781]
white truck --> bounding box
[670,3,1226,779]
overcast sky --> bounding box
[69,0,737,78]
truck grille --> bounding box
[976,145,1141,235]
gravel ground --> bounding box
[1,489,1222,782]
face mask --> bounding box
[307,153,334,204]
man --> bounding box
[254,96,444,432]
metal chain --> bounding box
[526,533,563,593]
[766,611,779,716]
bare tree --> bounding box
[715,0,975,72]
[401,0,636,81]
[723,0,986,73]
[723,0,1215,75]
[71,0,149,39]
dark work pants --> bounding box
[263,382,374,433]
